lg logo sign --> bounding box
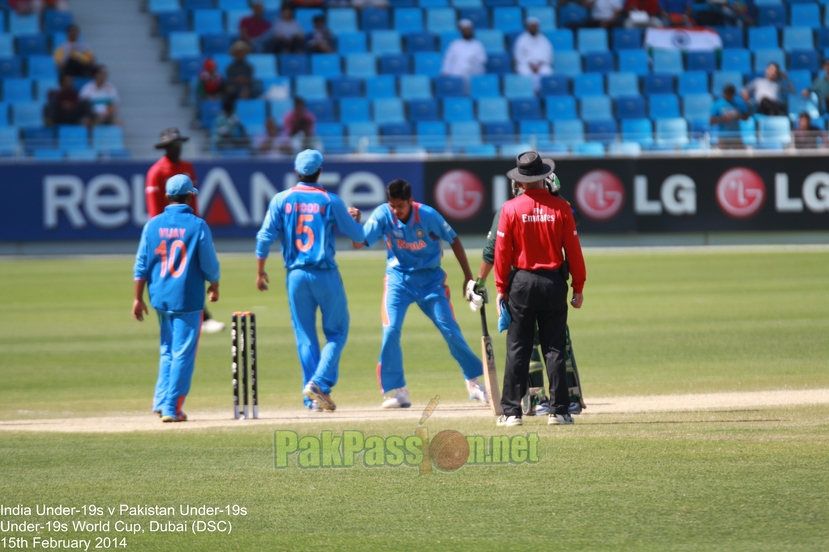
[716,168,766,219]
[574,170,625,221]
[434,170,484,221]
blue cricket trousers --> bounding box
[152,310,202,417]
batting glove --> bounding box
[474,277,490,304]
[465,280,484,311]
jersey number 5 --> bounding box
[295,214,315,252]
[155,240,188,278]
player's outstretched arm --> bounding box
[450,237,475,300]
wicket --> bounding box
[231,312,258,419]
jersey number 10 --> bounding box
[155,239,188,278]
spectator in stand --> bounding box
[513,17,553,94]
[350,0,390,9]
[742,62,794,117]
[54,24,97,78]
[441,20,487,90]
[10,0,68,12]
[793,112,828,150]
[581,0,624,27]
[802,60,829,114]
[255,117,292,156]
[224,41,260,100]
[306,15,335,54]
[710,84,750,149]
[79,65,121,126]
[659,0,694,26]
[719,0,755,26]
[212,97,250,151]
[281,97,317,151]
[623,0,664,28]
[239,2,272,53]
[45,73,91,127]
[197,58,224,101]
[271,5,306,54]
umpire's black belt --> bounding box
[518,262,569,281]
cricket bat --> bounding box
[479,303,504,416]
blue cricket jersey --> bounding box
[256,183,365,269]
[134,204,221,313]
[363,202,457,273]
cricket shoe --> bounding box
[568,401,582,415]
[306,400,323,413]
[201,319,225,334]
[303,382,336,411]
[548,413,574,425]
[382,387,411,409]
[496,415,523,427]
[466,378,489,404]
[161,411,187,423]
[535,399,552,416]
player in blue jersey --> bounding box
[352,179,488,409]
[255,150,365,412]
[133,174,221,423]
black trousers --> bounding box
[501,270,569,417]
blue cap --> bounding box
[166,174,198,196]
[295,149,324,176]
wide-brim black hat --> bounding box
[155,128,189,149]
[506,151,555,183]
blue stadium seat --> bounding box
[393,8,424,34]
[58,125,89,151]
[782,27,814,52]
[477,97,510,123]
[434,76,465,97]
[653,50,683,75]
[92,125,127,155]
[345,53,377,77]
[158,11,189,36]
[311,54,342,77]
[438,31,461,52]
[787,70,813,94]
[469,74,500,98]
[443,97,475,121]
[339,98,371,122]
[757,115,791,147]
[682,94,713,121]
[218,0,249,9]
[818,28,829,51]
[405,31,437,52]
[459,7,489,28]
[525,6,555,29]
[607,72,638,99]
[756,5,786,28]
[712,71,743,94]
[407,99,439,121]
[554,51,582,76]
[169,32,201,60]
[426,8,457,33]
[391,0,417,7]
[15,35,48,57]
[483,121,515,145]
[193,10,224,35]
[486,52,512,75]
[587,120,617,144]
[612,28,642,50]
[655,117,689,148]
[400,74,432,100]
[573,73,604,98]
[0,103,8,126]
[413,52,443,76]
[248,54,277,78]
[519,120,553,148]
[553,119,584,146]
[9,13,39,36]
[65,149,99,160]
[2,78,32,102]
[617,49,649,76]
[577,28,608,52]
[372,30,402,54]
[11,102,41,128]
[34,78,57,103]
[278,54,308,76]
[373,98,406,124]
[463,143,496,156]
[27,56,57,80]
[200,99,222,127]
[0,58,24,79]
[328,8,359,33]
[615,96,646,119]
[338,32,368,55]
[32,148,62,160]
[22,127,53,151]
[381,122,413,146]
[236,99,267,134]
[644,74,674,95]
[608,141,642,155]
[510,98,542,121]
[183,0,212,9]
[268,99,293,123]
[306,99,336,123]
[580,96,612,122]
[791,4,820,29]
[748,27,779,51]
[649,94,681,118]
[540,75,569,96]
[477,30,506,53]
[545,96,578,120]
[789,50,818,72]
[678,71,708,96]
[558,4,589,28]
[295,76,328,100]
[0,126,19,156]
[0,36,13,58]
[503,75,535,99]
[202,33,232,55]
[365,75,397,98]
[718,27,744,49]
[572,141,604,156]
[361,8,390,31]
[583,51,614,74]
[148,0,180,13]
[686,51,716,73]
[295,9,325,34]
[547,29,574,51]
[316,122,348,153]
[621,118,653,147]
[416,121,447,151]
[493,7,524,34]
[787,95,820,122]
[379,53,410,75]
[753,49,784,72]
[450,121,482,148]
[224,9,251,34]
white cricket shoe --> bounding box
[382,387,411,409]
[467,378,489,404]
[549,413,575,425]
[201,318,225,333]
[496,415,523,427]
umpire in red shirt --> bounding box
[494,152,586,427]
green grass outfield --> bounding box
[1,247,828,550]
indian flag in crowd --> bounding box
[644,28,723,51]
